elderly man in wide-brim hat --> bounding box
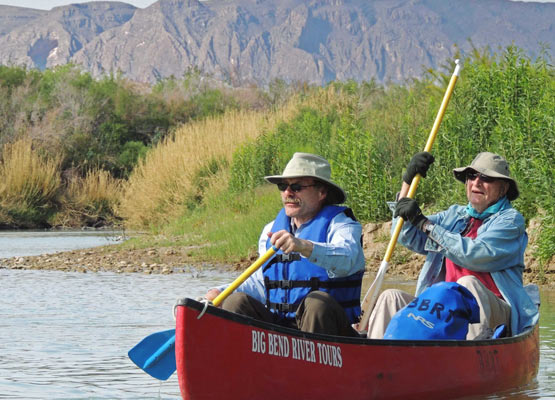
[204,152,365,337]
[365,151,539,340]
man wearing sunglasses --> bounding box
[204,152,365,337]
[365,151,538,340]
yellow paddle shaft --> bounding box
[383,59,461,263]
[212,246,277,307]
[356,60,461,333]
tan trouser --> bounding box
[366,289,414,339]
[458,275,512,339]
[366,276,512,340]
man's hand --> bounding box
[394,198,428,231]
[268,230,313,258]
[403,152,435,184]
[204,288,221,302]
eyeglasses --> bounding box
[466,171,496,183]
[277,183,319,192]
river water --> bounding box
[0,233,554,399]
[0,230,125,259]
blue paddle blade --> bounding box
[128,329,176,381]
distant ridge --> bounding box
[0,0,553,85]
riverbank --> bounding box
[0,242,223,274]
[1,221,553,287]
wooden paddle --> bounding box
[128,246,277,380]
[354,59,462,334]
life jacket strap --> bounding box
[267,298,360,314]
[264,277,362,290]
[263,253,302,273]
[267,301,299,313]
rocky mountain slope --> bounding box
[0,0,553,85]
[0,2,136,70]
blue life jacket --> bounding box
[384,282,480,340]
[263,205,363,324]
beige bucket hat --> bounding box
[264,152,346,204]
[453,152,519,200]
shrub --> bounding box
[53,168,122,227]
[0,138,61,227]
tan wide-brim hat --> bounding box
[453,152,519,201]
[264,152,347,204]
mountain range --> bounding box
[0,0,553,86]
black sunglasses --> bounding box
[466,171,496,183]
[277,183,319,192]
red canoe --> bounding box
[174,298,539,400]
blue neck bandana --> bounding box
[466,196,510,220]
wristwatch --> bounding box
[423,221,435,235]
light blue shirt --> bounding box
[389,201,539,334]
[215,211,365,304]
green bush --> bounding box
[118,141,149,176]
[0,65,27,91]
[0,65,246,179]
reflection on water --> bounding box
[0,271,554,399]
[458,290,555,400]
[0,230,125,259]
[537,290,555,398]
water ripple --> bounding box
[1,268,232,399]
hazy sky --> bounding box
[1,0,555,11]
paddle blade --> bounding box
[128,329,176,381]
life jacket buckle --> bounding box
[275,303,297,313]
[309,277,321,291]
[276,253,301,263]
[279,280,291,289]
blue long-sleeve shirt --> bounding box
[214,211,365,304]
[390,201,539,334]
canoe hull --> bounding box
[175,298,539,400]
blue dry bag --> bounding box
[384,282,480,340]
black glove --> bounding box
[394,197,428,231]
[402,152,435,184]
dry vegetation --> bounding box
[0,138,61,227]
[117,100,300,229]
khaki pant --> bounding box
[222,291,359,337]
[366,276,512,340]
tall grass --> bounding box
[0,138,123,228]
[164,173,282,261]
[118,101,300,229]
[0,138,61,227]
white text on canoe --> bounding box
[251,329,343,368]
